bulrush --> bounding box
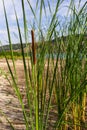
[31,30,36,65]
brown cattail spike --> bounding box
[31,30,36,65]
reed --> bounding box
[1,0,87,129]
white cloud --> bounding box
[10,14,22,21]
[0,30,7,35]
[0,1,3,14]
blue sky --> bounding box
[0,0,86,45]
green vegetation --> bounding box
[0,0,87,130]
[0,51,23,59]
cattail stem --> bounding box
[31,30,36,65]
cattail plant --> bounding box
[0,0,87,130]
[31,30,36,65]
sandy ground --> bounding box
[0,59,87,130]
[0,59,26,130]
[0,59,58,130]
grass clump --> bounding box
[0,0,87,130]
